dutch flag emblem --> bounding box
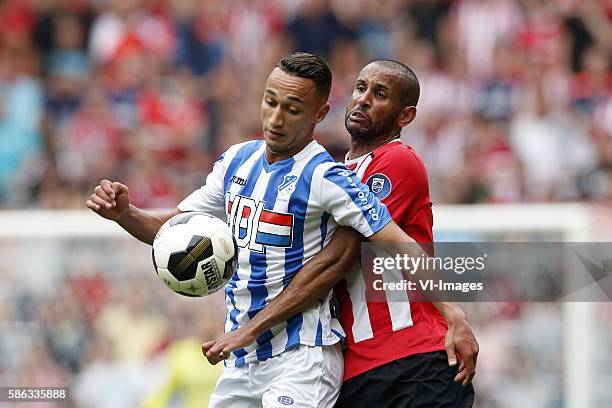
[256,210,293,247]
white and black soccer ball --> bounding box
[152,212,238,297]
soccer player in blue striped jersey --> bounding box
[87,52,423,408]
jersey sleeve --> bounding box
[317,163,392,237]
[177,152,228,220]
[362,147,433,243]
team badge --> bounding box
[278,175,298,194]
[366,173,392,200]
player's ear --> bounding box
[315,103,331,124]
[398,106,417,128]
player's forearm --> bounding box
[370,221,448,300]
[116,205,180,245]
[433,302,467,325]
[245,227,360,339]
[247,258,343,336]
[369,221,422,252]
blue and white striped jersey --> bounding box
[178,140,391,367]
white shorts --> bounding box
[209,343,343,408]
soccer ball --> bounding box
[152,212,238,297]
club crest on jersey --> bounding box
[226,194,294,252]
[278,175,298,195]
[366,173,392,200]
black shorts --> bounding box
[335,351,475,408]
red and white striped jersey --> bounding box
[336,139,447,381]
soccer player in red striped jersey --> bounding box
[203,60,478,407]
[333,60,476,407]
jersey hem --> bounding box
[225,337,343,368]
[343,344,446,381]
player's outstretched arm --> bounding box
[369,221,479,385]
[202,226,361,364]
[86,179,181,245]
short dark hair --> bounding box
[372,59,420,107]
[277,52,332,100]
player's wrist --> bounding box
[115,204,138,228]
[114,204,133,224]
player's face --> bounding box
[345,64,405,140]
[261,68,329,163]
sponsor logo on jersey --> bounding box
[366,173,392,200]
[336,168,380,221]
[226,194,294,252]
[231,176,248,186]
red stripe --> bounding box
[242,206,251,217]
[260,210,292,226]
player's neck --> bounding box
[347,133,399,160]
[266,136,313,164]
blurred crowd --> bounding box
[0,0,610,209]
[0,238,226,407]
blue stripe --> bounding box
[224,279,248,359]
[285,314,303,351]
[249,157,296,362]
[255,231,291,246]
[319,212,331,250]
[223,141,263,193]
[316,318,323,345]
[331,328,344,340]
[229,151,267,330]
[224,284,247,360]
[254,330,275,361]
[322,164,391,234]
[224,278,240,332]
[232,349,247,360]
[239,152,267,197]
[284,151,333,349]
[223,143,264,362]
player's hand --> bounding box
[86,180,130,221]
[445,312,479,386]
[201,326,257,365]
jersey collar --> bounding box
[344,138,401,166]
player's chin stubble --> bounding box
[345,113,398,142]
[345,109,371,141]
